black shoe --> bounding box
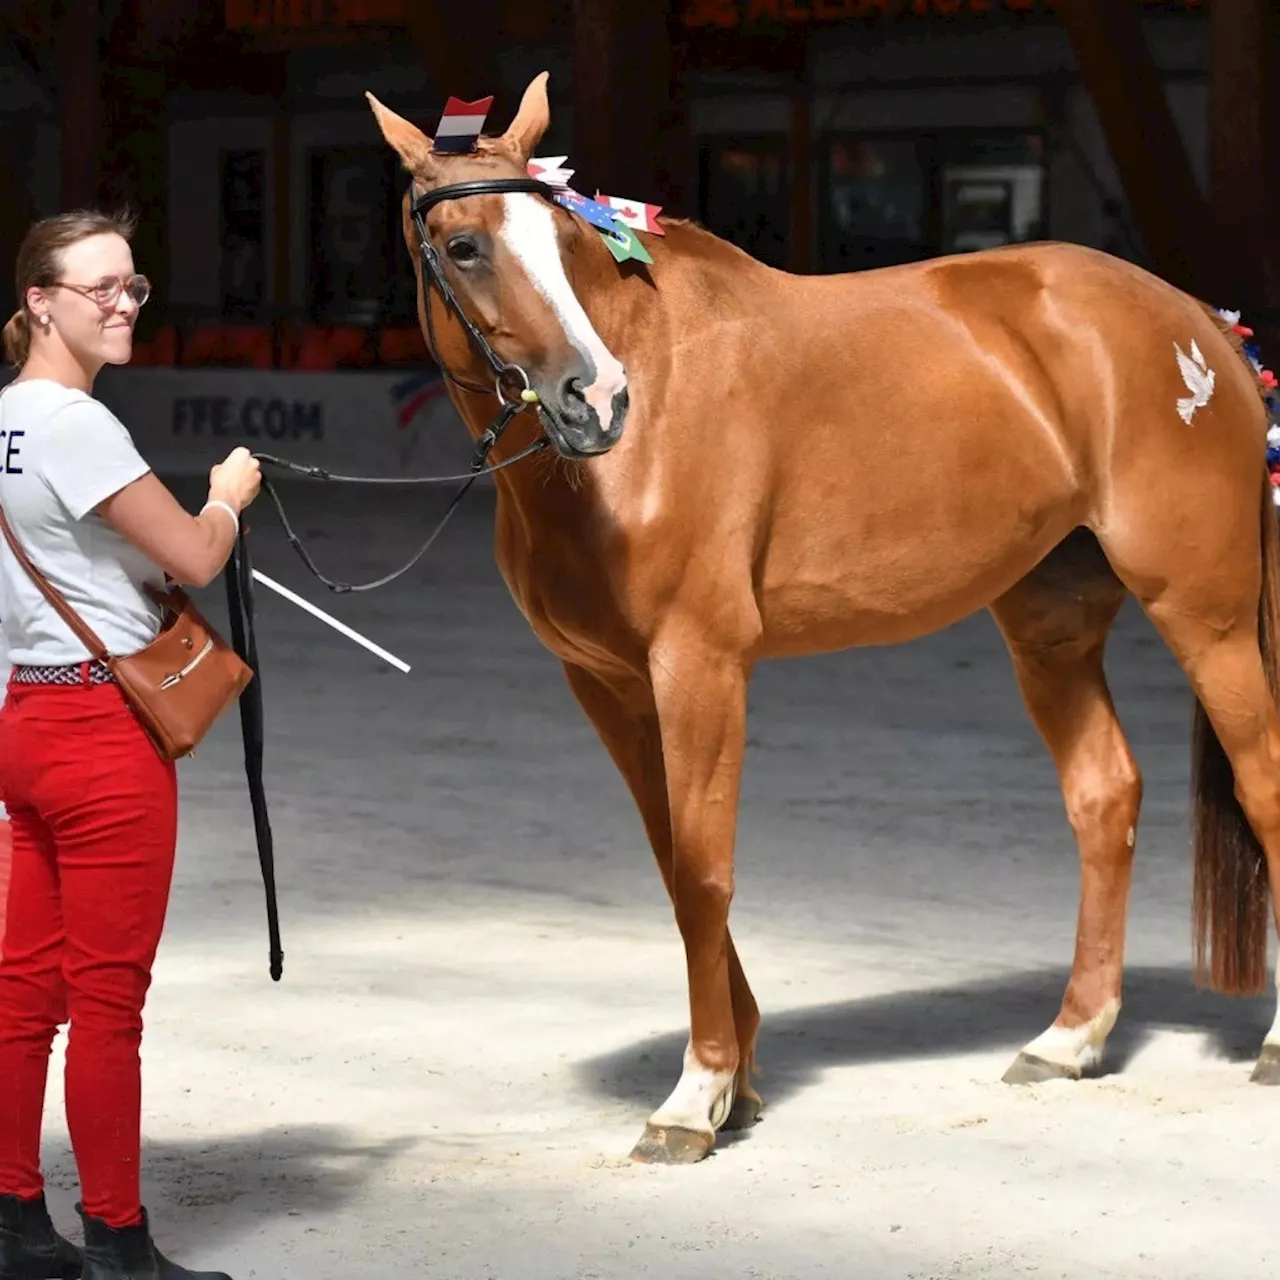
[75,1208,230,1280]
[0,1192,83,1279]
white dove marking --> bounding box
[1175,337,1215,424]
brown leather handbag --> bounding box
[0,505,254,760]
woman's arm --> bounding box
[96,474,240,588]
[95,447,262,589]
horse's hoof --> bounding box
[628,1123,715,1165]
[722,1092,764,1131]
[1249,1044,1280,1085]
[1002,1051,1081,1085]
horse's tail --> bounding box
[1190,304,1278,995]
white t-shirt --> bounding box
[0,378,165,666]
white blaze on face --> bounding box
[499,193,627,427]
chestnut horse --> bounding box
[367,74,1280,1165]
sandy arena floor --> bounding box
[16,477,1280,1279]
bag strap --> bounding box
[0,501,112,662]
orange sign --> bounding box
[681,0,1200,25]
[225,0,407,32]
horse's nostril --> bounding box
[559,376,591,423]
[611,386,630,428]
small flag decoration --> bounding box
[551,189,627,233]
[594,193,665,236]
[601,219,654,265]
[433,95,494,154]
[528,156,575,189]
[433,88,665,270]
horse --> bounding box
[365,72,1280,1165]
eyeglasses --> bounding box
[51,274,151,309]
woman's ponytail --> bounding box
[2,309,30,368]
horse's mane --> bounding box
[642,212,776,278]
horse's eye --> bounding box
[447,237,479,266]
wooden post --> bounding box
[98,63,169,340]
[56,0,101,210]
[406,1,503,106]
[788,87,813,275]
[0,126,35,319]
[1209,0,1280,353]
[571,0,693,214]
[272,108,291,318]
[1055,0,1222,301]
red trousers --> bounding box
[0,675,177,1228]
[0,818,10,953]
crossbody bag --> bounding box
[0,503,254,760]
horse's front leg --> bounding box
[561,662,765,1146]
[626,636,752,1164]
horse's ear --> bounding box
[501,71,551,161]
[366,92,434,176]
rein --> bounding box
[223,175,563,980]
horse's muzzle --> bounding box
[541,377,629,458]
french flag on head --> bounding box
[432,95,494,154]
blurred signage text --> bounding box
[225,0,407,33]
[680,0,1201,26]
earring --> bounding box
[38,315,49,328]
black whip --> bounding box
[223,528,284,982]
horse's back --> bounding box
[726,241,1266,653]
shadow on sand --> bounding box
[39,1124,420,1257]
[575,964,1273,1111]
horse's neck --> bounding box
[457,220,746,541]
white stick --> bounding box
[250,569,412,674]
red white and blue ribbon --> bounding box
[433,95,494,154]
[1219,307,1280,505]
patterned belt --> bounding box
[10,660,115,686]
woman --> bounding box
[0,209,260,1280]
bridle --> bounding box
[224,173,573,982]
[252,174,563,596]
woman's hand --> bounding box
[208,447,262,513]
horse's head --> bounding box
[367,73,629,460]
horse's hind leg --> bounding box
[989,531,1141,1082]
[561,662,763,1161]
[1098,452,1280,1083]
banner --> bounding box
[680,0,1201,25]
[85,366,480,479]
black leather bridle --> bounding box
[253,175,564,595]
[226,174,574,983]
